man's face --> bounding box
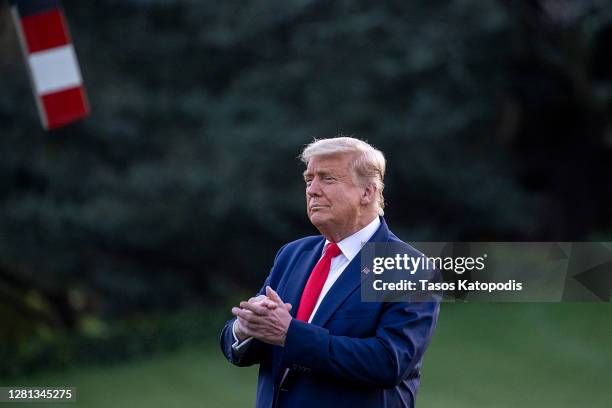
[303,154,364,237]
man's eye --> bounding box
[305,180,312,186]
[324,176,334,182]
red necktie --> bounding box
[296,243,342,322]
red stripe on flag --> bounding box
[21,9,71,53]
[41,86,89,129]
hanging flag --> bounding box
[10,0,89,130]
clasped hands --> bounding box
[232,286,293,346]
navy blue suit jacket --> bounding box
[220,218,440,408]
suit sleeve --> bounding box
[219,244,288,367]
[280,299,439,387]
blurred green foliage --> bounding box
[0,306,229,378]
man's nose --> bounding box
[306,178,322,196]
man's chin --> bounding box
[308,212,329,228]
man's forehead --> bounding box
[305,153,354,171]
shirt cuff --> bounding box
[231,319,254,351]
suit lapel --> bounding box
[310,217,391,327]
[279,239,325,317]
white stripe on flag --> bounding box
[28,45,83,95]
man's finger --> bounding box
[232,307,261,323]
[266,286,284,304]
[259,299,279,309]
[240,301,270,316]
[248,295,267,303]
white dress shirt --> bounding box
[232,216,381,350]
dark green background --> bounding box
[1,1,611,406]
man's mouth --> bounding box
[310,204,329,211]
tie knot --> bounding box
[325,242,342,259]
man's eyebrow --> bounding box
[303,170,333,178]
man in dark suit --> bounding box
[220,137,440,408]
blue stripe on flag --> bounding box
[11,0,61,17]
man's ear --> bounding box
[361,183,376,205]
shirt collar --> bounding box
[324,216,381,262]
